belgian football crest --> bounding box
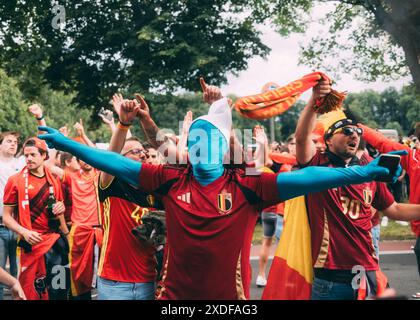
[363,188,373,205]
[217,190,232,214]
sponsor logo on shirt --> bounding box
[177,192,191,204]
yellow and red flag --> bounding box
[262,196,313,300]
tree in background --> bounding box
[0,69,35,139]
[0,0,269,109]
[344,85,420,134]
[261,0,420,92]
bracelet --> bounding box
[117,121,131,130]
[36,115,44,121]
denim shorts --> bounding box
[97,277,155,300]
[261,212,278,238]
[311,277,356,300]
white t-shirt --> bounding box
[0,156,25,218]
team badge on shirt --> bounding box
[363,188,373,206]
[217,190,232,214]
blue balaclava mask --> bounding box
[187,98,232,186]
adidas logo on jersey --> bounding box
[177,192,191,204]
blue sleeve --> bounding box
[46,136,141,186]
[276,165,379,201]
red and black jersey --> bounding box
[98,176,162,283]
[303,151,394,271]
[138,163,282,300]
[4,173,57,234]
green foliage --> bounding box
[0,0,269,109]
[266,1,419,90]
[0,69,35,139]
[344,85,420,134]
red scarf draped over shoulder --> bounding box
[16,166,63,300]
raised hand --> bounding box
[134,93,151,120]
[99,109,114,125]
[200,77,223,105]
[73,119,85,136]
[253,125,268,145]
[182,110,193,135]
[112,93,125,115]
[311,78,332,102]
[58,125,70,137]
[28,103,43,118]
[119,99,139,124]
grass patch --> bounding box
[380,220,416,241]
[252,219,415,245]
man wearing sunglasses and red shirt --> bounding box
[295,92,420,300]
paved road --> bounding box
[249,251,420,300]
[2,244,419,300]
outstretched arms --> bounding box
[38,127,141,187]
[276,150,407,201]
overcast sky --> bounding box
[221,4,411,100]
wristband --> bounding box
[36,115,44,121]
[117,121,131,130]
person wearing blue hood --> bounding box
[38,80,402,300]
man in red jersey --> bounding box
[295,97,420,299]
[3,138,69,300]
[62,157,101,300]
[96,93,164,300]
[97,137,163,300]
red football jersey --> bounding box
[305,152,395,271]
[98,177,158,283]
[3,172,62,234]
[139,164,281,300]
[62,170,99,226]
[61,169,73,224]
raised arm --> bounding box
[253,125,273,168]
[28,104,47,135]
[101,98,140,188]
[275,150,408,201]
[38,126,141,187]
[73,119,96,148]
[295,79,331,164]
[133,93,162,149]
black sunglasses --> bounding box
[334,126,363,137]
